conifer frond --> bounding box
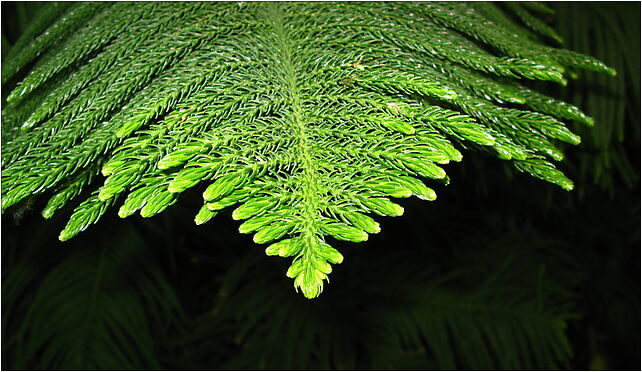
[1,2,614,298]
[2,226,181,370]
[551,2,640,195]
[184,240,575,370]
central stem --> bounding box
[263,4,320,253]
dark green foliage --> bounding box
[1,2,616,298]
[185,243,575,370]
[553,2,640,196]
[1,193,583,370]
[2,3,639,370]
[2,223,182,370]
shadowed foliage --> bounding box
[1,1,639,370]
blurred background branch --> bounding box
[2,2,639,370]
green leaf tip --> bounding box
[265,237,303,257]
[195,205,218,225]
[606,67,617,77]
[292,265,327,299]
[287,253,334,300]
[203,173,245,202]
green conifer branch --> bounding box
[1,2,614,298]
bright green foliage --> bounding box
[1,2,614,298]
